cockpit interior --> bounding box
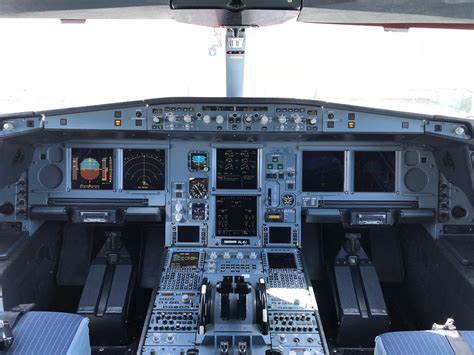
[0,2,474,355]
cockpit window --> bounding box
[0,18,473,118]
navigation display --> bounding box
[123,149,165,190]
[269,227,292,244]
[268,253,297,269]
[170,252,200,269]
[71,148,113,190]
[303,151,344,192]
[216,195,257,237]
[354,151,396,192]
[216,148,258,189]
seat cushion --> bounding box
[375,330,474,355]
[7,311,90,355]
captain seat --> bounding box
[375,330,474,355]
[4,312,90,354]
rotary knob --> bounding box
[2,122,14,131]
[250,252,257,260]
[454,126,466,136]
[309,117,317,125]
[279,334,287,343]
[260,115,269,125]
[278,115,287,124]
[181,294,190,303]
[210,251,218,260]
[203,115,211,124]
[183,114,192,123]
[244,115,253,123]
[216,115,225,125]
[152,116,161,123]
[175,202,183,212]
[293,114,302,124]
[167,113,177,123]
[174,212,183,222]
[166,333,175,343]
[236,252,244,260]
[223,251,231,259]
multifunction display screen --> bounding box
[267,252,297,269]
[354,151,396,192]
[170,252,200,269]
[269,227,292,244]
[177,226,201,243]
[216,148,258,189]
[71,148,113,190]
[216,195,257,237]
[123,149,165,190]
[302,151,344,192]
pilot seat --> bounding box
[1,311,90,354]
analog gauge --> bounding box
[282,193,295,207]
[123,149,165,190]
[189,177,208,199]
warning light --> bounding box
[348,121,355,129]
[114,119,122,127]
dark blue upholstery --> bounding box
[375,330,474,355]
[460,332,474,353]
[7,312,90,355]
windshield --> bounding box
[0,18,473,118]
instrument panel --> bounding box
[28,139,441,242]
[23,98,451,240]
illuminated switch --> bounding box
[348,121,355,129]
[114,119,122,127]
